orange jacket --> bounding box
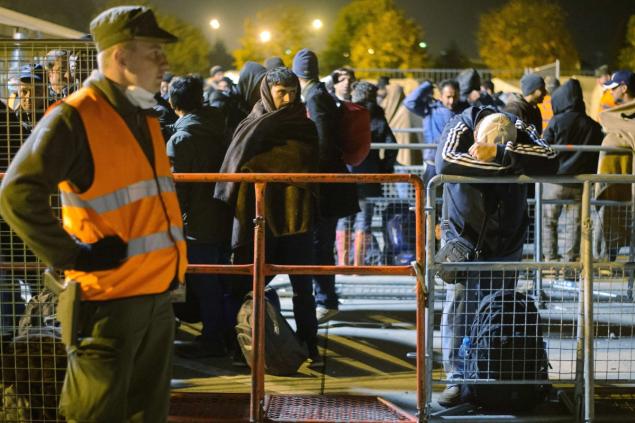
[58,86,187,300]
[538,95,553,131]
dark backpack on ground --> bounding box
[235,290,308,376]
[461,290,550,411]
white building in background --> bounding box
[0,6,84,39]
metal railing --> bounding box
[424,174,635,422]
[176,173,426,422]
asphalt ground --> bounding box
[172,275,635,421]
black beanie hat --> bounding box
[292,48,319,80]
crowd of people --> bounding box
[0,4,634,420]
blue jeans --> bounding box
[441,248,522,380]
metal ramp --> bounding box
[169,392,416,423]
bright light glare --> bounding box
[368,48,375,55]
[312,19,323,30]
[418,41,427,49]
[259,30,271,43]
[210,19,220,30]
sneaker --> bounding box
[437,384,462,407]
[316,307,339,324]
[175,338,226,359]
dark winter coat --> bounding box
[214,77,319,249]
[436,107,558,259]
[503,95,543,136]
[543,79,604,176]
[303,81,359,218]
[166,107,231,244]
[350,101,398,198]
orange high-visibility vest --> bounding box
[58,86,187,301]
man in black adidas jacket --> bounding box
[435,107,558,406]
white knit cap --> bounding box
[475,113,517,145]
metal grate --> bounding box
[168,392,251,422]
[265,394,415,422]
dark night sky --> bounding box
[4,0,635,68]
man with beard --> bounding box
[215,67,322,365]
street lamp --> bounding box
[259,30,271,43]
[312,19,323,30]
[209,18,220,30]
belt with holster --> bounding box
[44,269,80,348]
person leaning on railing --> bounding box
[434,107,558,407]
[0,6,187,422]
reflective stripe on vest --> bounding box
[59,85,187,301]
[127,225,184,258]
[60,176,175,214]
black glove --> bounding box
[74,235,127,272]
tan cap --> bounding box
[90,6,177,52]
[475,113,517,145]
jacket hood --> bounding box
[551,79,585,115]
[456,68,481,100]
[238,61,267,109]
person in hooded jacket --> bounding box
[435,107,558,406]
[456,68,498,109]
[209,76,244,144]
[166,75,232,358]
[339,81,398,266]
[215,67,321,365]
[292,49,359,323]
[541,79,603,267]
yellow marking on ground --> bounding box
[368,314,416,330]
[327,334,417,371]
[173,371,416,394]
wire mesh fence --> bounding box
[0,39,95,423]
[0,39,634,421]
[425,175,635,421]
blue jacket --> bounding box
[436,107,558,259]
[403,81,456,162]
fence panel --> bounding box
[425,174,635,421]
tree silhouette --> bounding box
[478,0,579,76]
[233,6,309,69]
[618,15,635,70]
[208,40,234,70]
[322,0,427,73]
[434,41,471,69]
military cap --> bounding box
[90,6,177,52]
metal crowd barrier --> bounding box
[424,174,635,422]
[0,172,426,423]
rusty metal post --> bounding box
[412,176,426,422]
[251,182,267,423]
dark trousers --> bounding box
[183,241,229,344]
[313,217,339,308]
[60,291,174,422]
[231,230,318,349]
[441,248,522,380]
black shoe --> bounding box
[307,344,324,368]
[175,338,226,359]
